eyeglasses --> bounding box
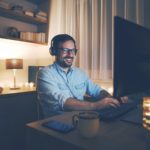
[59,48,77,54]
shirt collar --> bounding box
[54,62,74,73]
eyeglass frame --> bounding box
[58,48,78,54]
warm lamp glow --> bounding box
[6,59,23,90]
[6,59,23,69]
[143,97,150,130]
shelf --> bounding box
[0,7,47,25]
[0,0,49,45]
[0,35,47,45]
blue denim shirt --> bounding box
[37,63,102,117]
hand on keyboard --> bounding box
[94,96,129,111]
[95,97,120,110]
[97,101,137,121]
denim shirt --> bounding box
[37,63,102,117]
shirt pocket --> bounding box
[75,82,86,89]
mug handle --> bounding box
[72,114,79,128]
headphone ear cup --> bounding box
[75,49,77,55]
[49,47,56,56]
[49,38,57,56]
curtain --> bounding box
[48,0,144,81]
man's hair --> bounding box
[49,34,76,56]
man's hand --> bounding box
[120,96,128,103]
[94,96,128,110]
[94,97,120,109]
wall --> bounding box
[0,0,54,87]
[0,38,52,87]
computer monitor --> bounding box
[113,16,150,97]
[28,66,44,84]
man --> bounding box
[37,34,128,118]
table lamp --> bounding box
[6,58,23,90]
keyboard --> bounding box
[97,102,138,121]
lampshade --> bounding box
[5,58,23,90]
[6,59,23,69]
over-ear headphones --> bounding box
[49,34,77,56]
[49,37,57,56]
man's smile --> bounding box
[64,57,74,63]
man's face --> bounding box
[56,40,76,68]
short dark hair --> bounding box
[49,34,76,56]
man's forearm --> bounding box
[64,98,96,111]
[64,95,121,111]
[63,90,112,111]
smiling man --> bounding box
[37,34,128,118]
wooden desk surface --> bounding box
[0,87,36,96]
[27,111,149,150]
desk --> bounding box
[0,88,37,150]
[0,86,36,95]
[26,110,149,150]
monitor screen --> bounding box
[113,16,150,97]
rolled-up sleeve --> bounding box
[85,76,102,98]
[37,68,71,112]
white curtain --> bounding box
[48,0,144,81]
